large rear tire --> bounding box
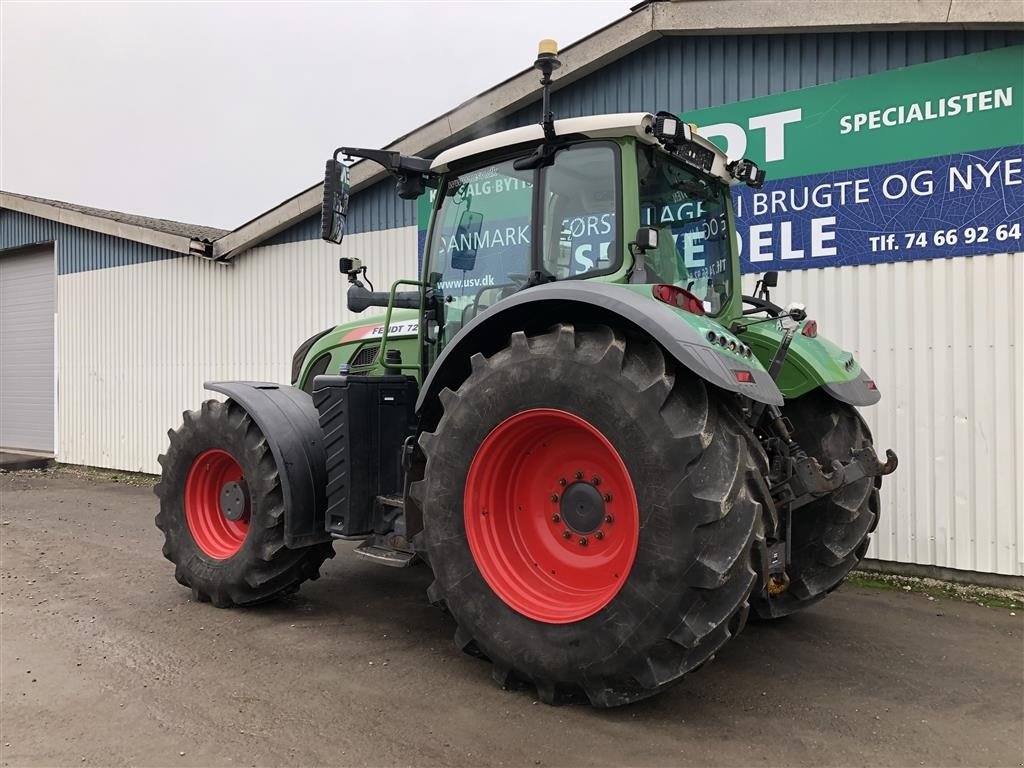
[154,399,334,607]
[753,389,880,619]
[412,324,770,707]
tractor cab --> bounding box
[321,108,765,369]
[419,113,753,349]
[319,41,766,372]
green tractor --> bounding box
[155,42,897,707]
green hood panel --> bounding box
[296,309,421,387]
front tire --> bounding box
[154,399,334,607]
[413,324,769,706]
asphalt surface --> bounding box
[1,470,1022,768]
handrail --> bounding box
[349,278,426,374]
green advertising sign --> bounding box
[684,45,1023,179]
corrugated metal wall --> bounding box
[742,251,1024,576]
[503,30,1024,132]
[264,180,416,246]
[0,209,182,273]
[55,227,416,473]
[44,228,1024,576]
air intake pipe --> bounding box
[347,282,421,313]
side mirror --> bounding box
[755,270,778,302]
[451,210,484,271]
[320,159,351,244]
[633,226,659,253]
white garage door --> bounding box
[1,246,56,453]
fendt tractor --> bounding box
[156,42,897,707]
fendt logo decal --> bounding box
[341,321,420,343]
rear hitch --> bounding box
[760,412,897,599]
[773,445,898,511]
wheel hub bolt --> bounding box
[603,493,612,502]
[562,530,572,539]
[578,537,588,547]
[551,514,560,523]
[558,478,567,486]
[605,514,614,524]
[595,531,605,540]
[591,476,601,486]
[550,493,559,502]
[574,470,584,480]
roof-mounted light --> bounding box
[654,111,692,147]
[538,38,559,57]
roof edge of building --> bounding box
[213,0,1024,259]
[0,192,217,257]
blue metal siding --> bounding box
[264,178,416,246]
[498,30,1024,133]
[267,29,1022,244]
[0,209,183,274]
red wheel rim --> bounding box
[464,408,639,624]
[185,449,249,559]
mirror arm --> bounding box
[334,147,437,200]
[334,147,433,176]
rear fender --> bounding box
[205,381,330,548]
[415,281,784,425]
[741,324,882,407]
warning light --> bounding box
[734,370,754,384]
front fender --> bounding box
[416,282,784,417]
[205,381,330,548]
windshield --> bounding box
[636,144,733,314]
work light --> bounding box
[727,158,766,189]
[654,112,692,146]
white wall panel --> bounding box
[56,226,417,475]
[743,251,1023,576]
[58,233,1021,576]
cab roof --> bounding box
[429,112,734,184]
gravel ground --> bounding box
[1,469,1022,767]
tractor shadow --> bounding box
[255,542,449,635]
[252,544,871,723]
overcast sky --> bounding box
[1,1,631,230]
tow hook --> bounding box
[774,445,899,511]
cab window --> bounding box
[636,144,733,314]
[540,142,619,279]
